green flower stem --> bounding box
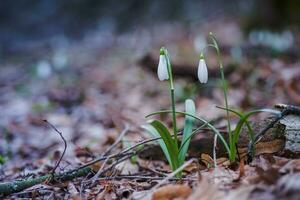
[170,89,177,146]
[146,110,231,155]
[163,48,178,148]
[209,32,234,161]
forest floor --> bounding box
[0,19,300,199]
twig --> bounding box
[213,134,218,168]
[84,152,136,186]
[94,175,197,181]
[94,152,136,177]
[90,124,130,181]
[43,120,67,174]
[90,157,110,182]
[73,136,164,172]
[138,164,168,177]
[102,124,130,156]
[0,127,199,197]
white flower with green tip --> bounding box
[197,53,208,83]
[157,49,169,81]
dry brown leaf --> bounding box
[200,153,214,168]
[223,186,254,200]
[187,178,223,200]
[67,182,80,200]
[115,159,139,175]
[183,161,201,172]
[96,186,109,200]
[90,161,105,172]
[217,157,230,166]
[255,167,281,185]
[152,184,192,200]
[206,167,238,186]
[279,159,300,173]
[275,172,300,199]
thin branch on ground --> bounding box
[138,164,168,177]
[102,124,130,156]
[90,157,110,182]
[90,124,130,181]
[0,125,205,197]
[213,134,218,168]
[43,120,67,174]
[73,135,164,172]
[94,175,197,181]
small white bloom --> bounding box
[157,54,169,81]
[197,55,208,83]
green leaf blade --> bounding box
[148,120,179,170]
[142,124,171,164]
[179,99,196,165]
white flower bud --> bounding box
[197,55,208,83]
[157,54,169,81]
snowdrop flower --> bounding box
[197,53,208,83]
[157,49,169,81]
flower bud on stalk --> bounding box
[197,53,208,83]
[157,49,169,81]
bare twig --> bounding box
[73,136,163,172]
[95,152,136,177]
[0,134,147,197]
[0,126,202,197]
[43,120,67,174]
[94,175,197,181]
[138,164,168,177]
[213,134,218,168]
[102,124,130,156]
[90,157,110,182]
[91,124,130,181]
[83,152,136,185]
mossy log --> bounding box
[0,167,92,197]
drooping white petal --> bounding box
[157,55,169,81]
[197,58,208,83]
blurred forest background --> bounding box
[0,0,300,198]
[1,0,299,53]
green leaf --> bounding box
[146,120,179,171]
[216,106,243,118]
[146,110,230,156]
[142,124,171,165]
[216,106,250,142]
[178,99,195,165]
[234,109,280,142]
[217,106,280,145]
